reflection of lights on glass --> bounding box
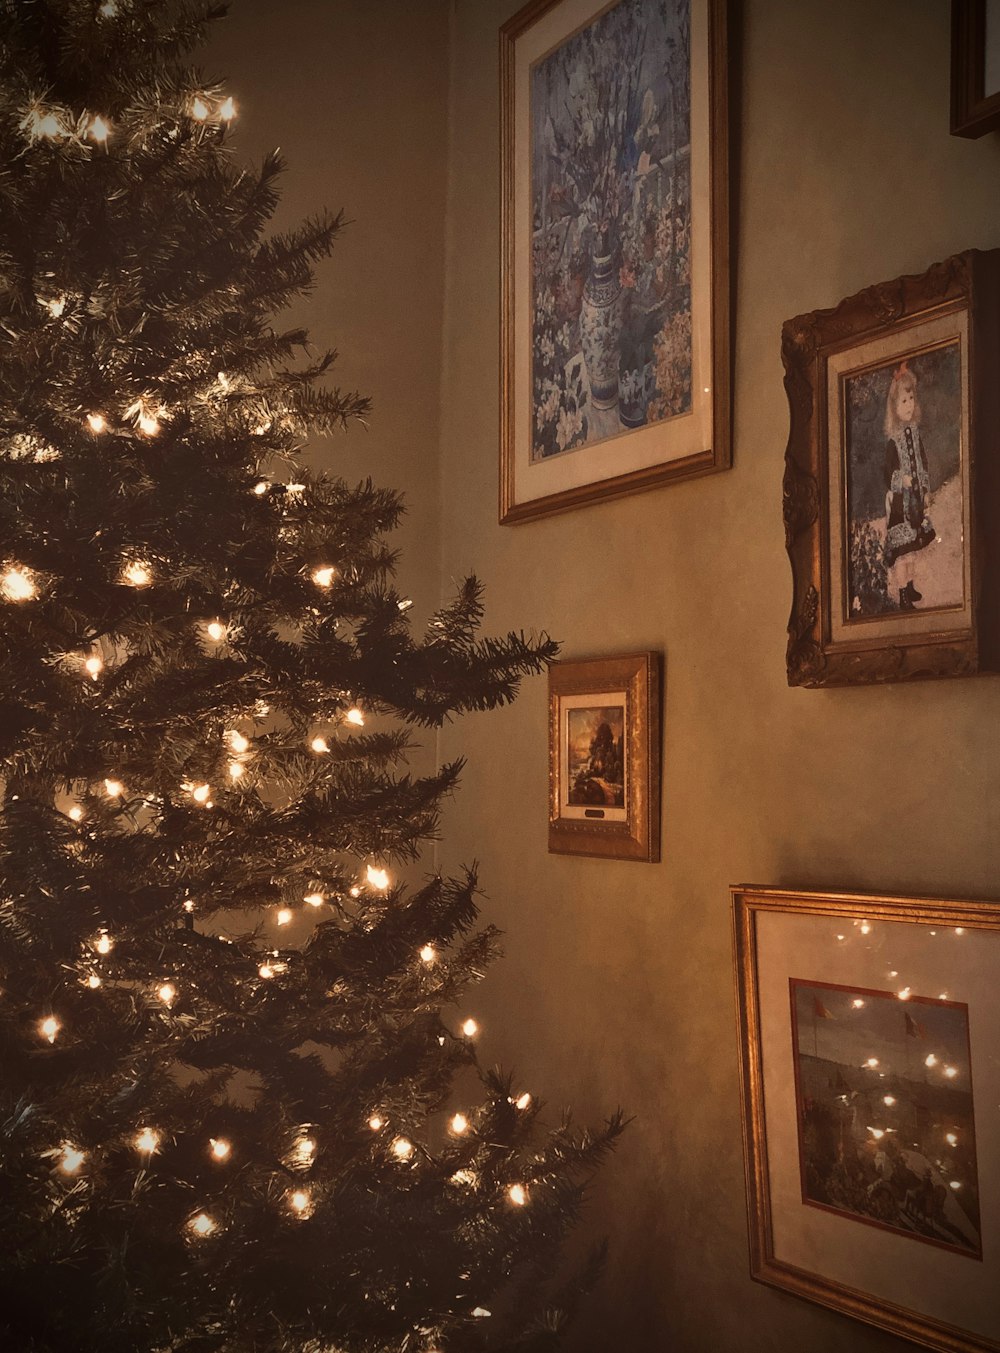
[939,992,949,1000]
[852,998,865,1009]
[946,1132,958,1146]
[883,1095,896,1107]
[867,1127,885,1140]
[835,934,845,942]
[955,927,965,935]
[888,970,898,978]
[925,1053,938,1068]
[858,920,871,935]
[944,1066,958,1079]
[949,1180,962,1190]
[865,1057,879,1069]
[897,987,911,1001]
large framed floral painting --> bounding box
[500,0,730,524]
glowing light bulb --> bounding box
[304,892,324,908]
[253,479,269,495]
[864,1057,879,1069]
[228,761,244,780]
[368,1115,383,1132]
[219,96,236,121]
[867,1127,885,1140]
[191,97,210,121]
[461,1018,479,1039]
[944,1065,959,1079]
[94,931,113,956]
[89,115,110,142]
[366,865,390,891]
[86,974,101,989]
[68,805,84,823]
[949,1180,962,1190]
[206,620,226,642]
[2,567,37,602]
[86,413,107,433]
[191,783,211,805]
[311,566,336,588]
[897,987,912,1001]
[58,1144,85,1174]
[508,1184,528,1206]
[946,1132,958,1146]
[925,1053,939,1068]
[419,944,436,964]
[210,1138,231,1160]
[24,108,66,140]
[189,1212,215,1237]
[258,963,275,980]
[122,560,152,587]
[310,736,329,754]
[104,778,124,798]
[276,908,292,926]
[84,655,103,679]
[450,1113,469,1135]
[134,1127,159,1154]
[293,1136,315,1163]
[515,1092,532,1111]
[859,920,872,935]
[391,1137,414,1161]
[349,885,361,898]
[289,1189,311,1216]
[851,998,865,1009]
[157,983,176,1006]
[227,730,250,754]
[345,706,364,727]
[883,1095,896,1107]
[40,1016,60,1043]
[183,900,195,913]
[138,411,160,436]
[955,927,965,935]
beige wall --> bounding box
[211,1,1000,1348]
[438,2,1000,1350]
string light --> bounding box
[944,1065,959,1079]
[946,1132,958,1146]
[206,620,227,642]
[188,1212,215,1237]
[122,560,152,587]
[227,730,250,754]
[138,411,160,436]
[859,920,872,935]
[68,805,84,823]
[461,1018,479,1039]
[258,963,275,980]
[304,892,324,908]
[88,115,110,142]
[851,998,865,1009]
[228,761,245,780]
[292,1135,315,1165]
[40,1016,60,1043]
[190,783,211,805]
[276,908,292,926]
[897,986,912,1001]
[58,1144,85,1174]
[157,982,176,1007]
[514,1092,532,1111]
[191,98,210,122]
[310,736,329,754]
[883,1095,896,1107]
[864,1057,879,1069]
[253,480,269,495]
[22,107,66,140]
[2,567,37,602]
[925,1053,938,1068]
[345,706,365,727]
[219,96,236,121]
[210,1138,231,1161]
[288,1189,312,1217]
[391,1137,414,1161]
[134,1127,160,1155]
[86,973,101,989]
[183,900,195,914]
[419,944,436,964]
[311,566,336,588]
[368,1115,383,1132]
[449,1113,469,1135]
[104,778,124,797]
[93,931,113,956]
[349,885,361,898]
[86,413,107,433]
[366,865,390,891]
[84,654,103,679]
[508,1184,528,1207]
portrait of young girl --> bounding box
[845,345,964,620]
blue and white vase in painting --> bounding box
[579,241,623,412]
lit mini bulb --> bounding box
[89,115,110,142]
[122,560,152,587]
[58,1144,86,1174]
[86,974,101,989]
[345,706,365,727]
[461,1018,479,1039]
[227,730,250,754]
[104,778,124,798]
[419,944,436,964]
[138,411,160,436]
[944,1066,959,1079]
[310,736,329,754]
[219,96,236,121]
[292,1136,315,1164]
[68,805,84,823]
[288,1189,312,1217]
[183,900,195,914]
[84,654,103,679]
[253,479,269,494]
[191,97,210,121]
[210,1138,231,1161]
[883,1095,897,1106]
[23,108,66,140]
[206,620,227,642]
[851,998,865,1009]
[2,567,37,602]
[228,761,244,780]
[189,1212,215,1237]
[508,1183,528,1207]
[258,963,275,980]
[304,892,324,908]
[946,1132,958,1146]
[864,1057,879,1069]
[134,1127,159,1155]
[366,865,390,891]
[40,1016,60,1043]
[515,1092,532,1111]
[391,1137,414,1161]
[925,1053,939,1068]
[897,987,912,1001]
[188,783,211,805]
[276,908,292,926]
[86,413,107,433]
[450,1113,469,1135]
[349,886,361,898]
[157,983,176,1007]
[311,566,336,588]
[368,1115,384,1132]
[94,931,113,956]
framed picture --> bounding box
[548,652,660,860]
[951,0,1000,137]
[733,884,1000,1353]
[781,249,1000,688]
[499,0,730,525]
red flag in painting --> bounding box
[904,1012,926,1038]
[813,996,834,1019]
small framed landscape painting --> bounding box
[548,652,660,860]
[499,0,730,524]
[732,885,1000,1353]
[952,0,1000,137]
[782,249,1000,687]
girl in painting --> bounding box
[883,361,936,609]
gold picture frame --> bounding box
[548,652,660,861]
[733,884,1000,1353]
[499,0,731,524]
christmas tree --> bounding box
[0,3,622,1350]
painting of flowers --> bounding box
[529,0,692,461]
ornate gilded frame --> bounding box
[547,652,660,861]
[782,249,1000,687]
[951,0,1000,137]
[499,0,731,524]
[733,884,1000,1353]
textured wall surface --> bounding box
[209,1,1000,1348]
[436,2,1000,1350]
